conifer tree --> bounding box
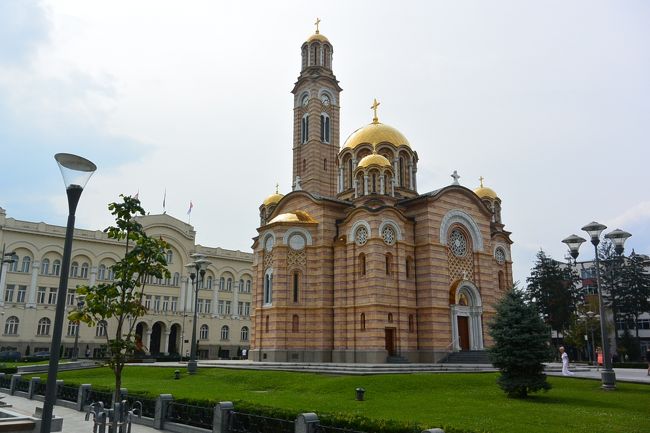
[489,288,553,398]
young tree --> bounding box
[489,288,553,398]
[70,195,170,404]
[526,250,581,340]
[618,253,650,354]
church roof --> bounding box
[343,121,410,150]
[268,210,318,224]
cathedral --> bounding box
[250,23,513,363]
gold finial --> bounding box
[371,98,380,124]
[275,182,279,194]
[479,176,484,188]
[314,18,321,34]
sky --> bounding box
[0,0,648,284]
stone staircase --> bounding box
[442,350,492,365]
[386,355,410,364]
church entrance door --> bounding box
[457,316,470,351]
[384,328,396,356]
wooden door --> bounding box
[457,316,470,351]
[385,328,396,355]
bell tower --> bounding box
[291,19,342,198]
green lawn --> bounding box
[43,367,649,433]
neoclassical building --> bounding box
[250,25,513,363]
[0,207,253,360]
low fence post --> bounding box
[9,374,22,395]
[77,384,92,411]
[28,377,41,399]
[213,401,234,433]
[55,379,64,401]
[296,413,319,433]
[154,394,173,430]
[117,387,128,403]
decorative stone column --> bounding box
[363,174,369,195]
[212,283,219,318]
[179,276,188,312]
[145,330,153,355]
[233,282,240,319]
[27,260,40,308]
[89,265,97,287]
[0,263,7,306]
[380,174,385,195]
[162,331,171,355]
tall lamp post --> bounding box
[71,295,86,361]
[0,245,18,283]
[41,153,96,433]
[185,254,211,374]
[562,221,631,390]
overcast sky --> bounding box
[1,0,648,283]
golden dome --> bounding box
[357,153,391,169]
[343,122,410,149]
[307,32,329,43]
[269,210,317,224]
[263,193,284,206]
[474,176,498,199]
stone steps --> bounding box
[442,351,492,365]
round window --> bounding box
[289,234,306,251]
[264,236,274,252]
[449,229,468,257]
[382,225,396,245]
[495,248,506,265]
[355,226,368,246]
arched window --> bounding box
[52,260,61,276]
[408,314,415,333]
[166,250,173,264]
[388,313,393,323]
[206,276,213,289]
[173,272,180,286]
[241,326,249,341]
[9,256,18,272]
[67,320,78,337]
[358,253,366,276]
[301,46,308,69]
[385,253,392,276]
[312,43,319,66]
[96,320,107,337]
[399,156,405,187]
[4,316,19,335]
[37,317,51,336]
[324,44,331,68]
[200,324,209,340]
[98,264,106,280]
[220,325,230,340]
[324,158,327,171]
[348,159,354,188]
[226,278,233,291]
[70,262,79,278]
[107,267,115,280]
[246,280,251,293]
[265,315,270,332]
[21,256,31,273]
[498,271,506,290]
[80,263,89,279]
[292,272,300,303]
[263,269,273,305]
[320,114,330,143]
[301,114,309,143]
[292,315,299,333]
[41,259,50,275]
[219,277,225,291]
[360,313,366,331]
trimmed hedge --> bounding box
[0,364,18,374]
[612,362,648,369]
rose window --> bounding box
[495,248,506,265]
[382,225,396,245]
[355,226,368,246]
[449,229,468,257]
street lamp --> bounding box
[562,221,631,390]
[41,153,96,433]
[184,254,211,374]
[71,295,86,361]
[0,244,18,286]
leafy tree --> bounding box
[526,250,581,340]
[71,195,170,404]
[489,288,553,398]
[617,253,650,357]
[597,241,622,350]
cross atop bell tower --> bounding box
[291,21,342,198]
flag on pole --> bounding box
[187,201,193,215]
[162,189,167,212]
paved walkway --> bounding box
[0,394,161,433]
[544,363,650,384]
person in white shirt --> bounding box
[559,346,575,376]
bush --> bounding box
[0,364,18,374]
[612,362,647,369]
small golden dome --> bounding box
[269,210,318,224]
[263,193,284,206]
[307,32,329,43]
[344,122,410,149]
[474,176,498,199]
[357,153,391,169]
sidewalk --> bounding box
[0,394,161,433]
[544,363,650,384]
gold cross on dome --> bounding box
[314,18,321,34]
[275,182,279,194]
[371,98,380,123]
[479,176,485,187]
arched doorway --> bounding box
[450,281,484,351]
[150,322,165,355]
[135,322,148,355]
[168,324,181,355]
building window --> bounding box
[67,320,78,337]
[355,226,368,246]
[4,316,19,335]
[238,301,244,316]
[52,260,61,276]
[449,229,468,257]
[498,271,505,290]
[241,326,249,341]
[48,288,57,305]
[144,295,152,310]
[162,296,169,311]
[264,269,273,305]
[244,302,251,317]
[166,250,173,264]
[225,301,231,315]
[16,286,26,303]
[385,253,392,276]
[382,225,396,245]
[408,314,415,332]
[197,299,205,313]
[41,259,50,275]
[219,277,225,291]
[4,284,14,302]
[245,280,251,293]
[301,114,309,144]
[293,272,300,303]
[67,289,76,306]
[98,264,106,280]
[37,318,51,336]
[238,279,244,292]
[80,263,89,279]
[360,313,366,331]
[107,267,115,280]
[200,324,209,340]
[96,321,107,337]
[173,272,180,286]
[292,315,299,333]
[218,300,224,315]
[220,325,230,340]
[206,276,213,289]
[20,256,31,273]
[9,256,18,272]
[205,299,212,314]
[153,296,161,311]
[171,297,178,311]
[358,253,366,276]
[226,278,233,291]
[388,313,393,323]
[70,262,79,278]
[265,315,269,332]
[495,247,506,265]
[320,114,330,143]
[37,287,46,304]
